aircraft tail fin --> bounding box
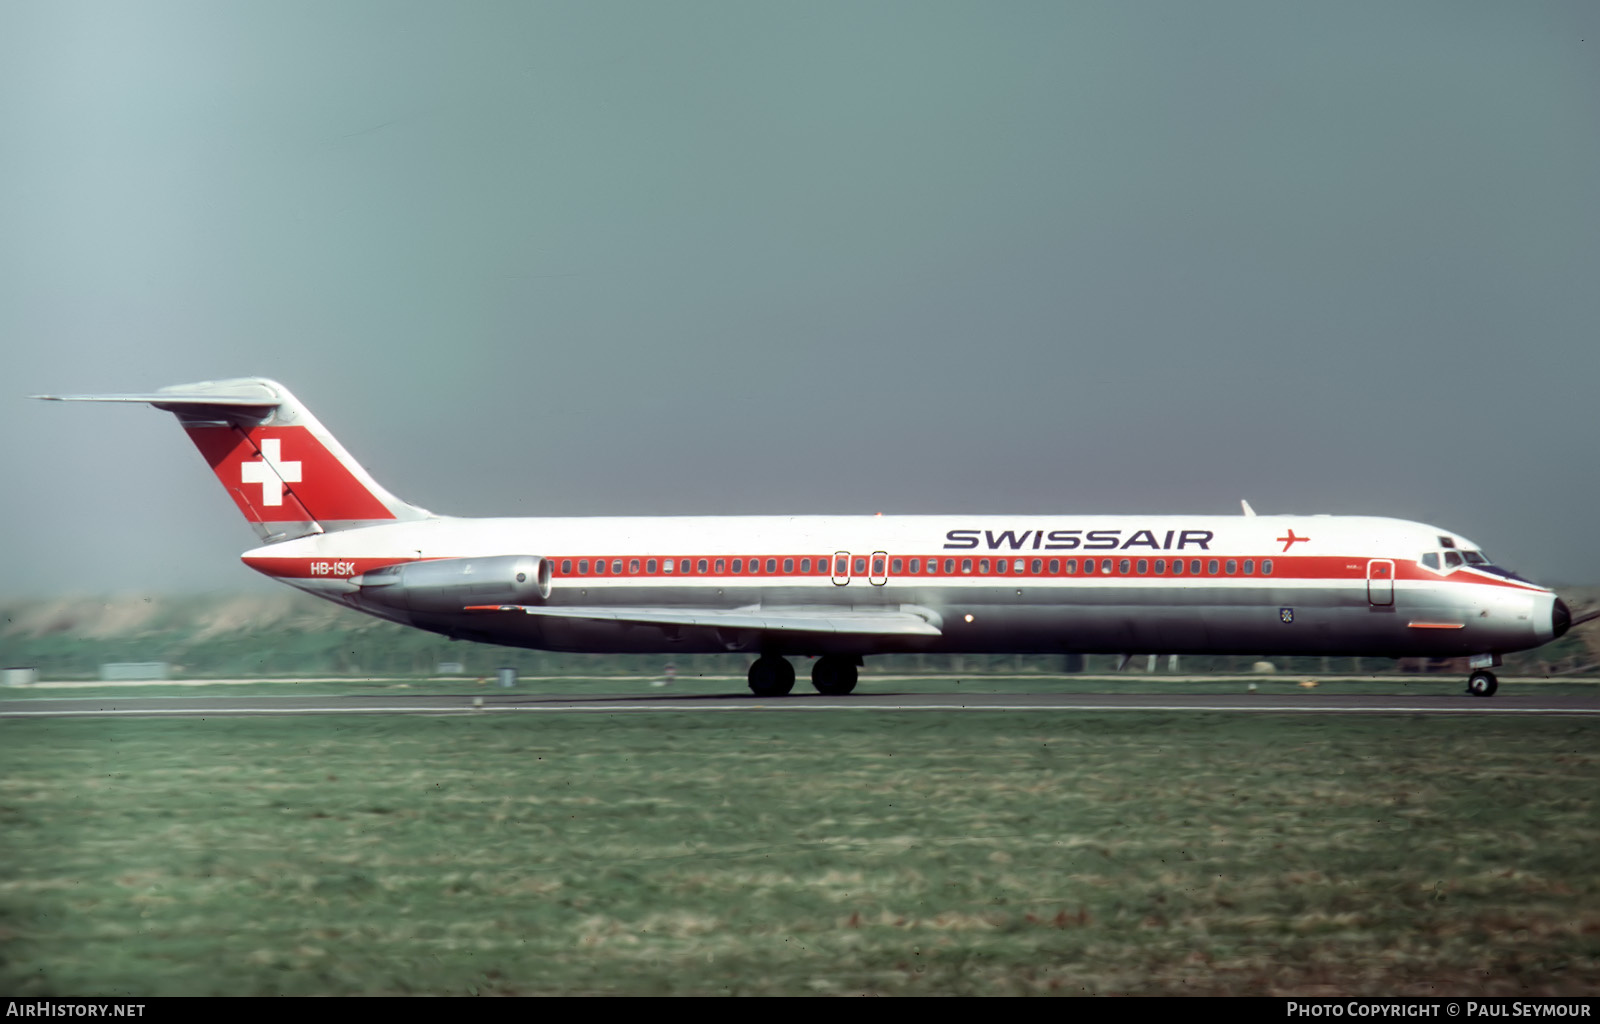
[32,377,435,543]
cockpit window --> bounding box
[1421,553,1440,570]
[1443,551,1463,568]
[1462,551,1487,565]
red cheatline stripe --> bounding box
[243,552,1547,592]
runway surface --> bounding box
[5,690,1600,718]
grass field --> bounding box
[2,709,1597,995]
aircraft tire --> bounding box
[1466,670,1498,698]
[748,656,795,697]
[811,656,858,695]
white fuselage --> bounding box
[243,513,1565,659]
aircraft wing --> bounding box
[465,604,943,637]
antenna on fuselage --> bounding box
[1241,500,1257,517]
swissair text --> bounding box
[943,529,1214,551]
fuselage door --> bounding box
[869,550,889,587]
[832,550,851,586]
[1367,559,1395,606]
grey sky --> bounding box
[3,1,1597,594]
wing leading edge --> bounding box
[465,604,944,637]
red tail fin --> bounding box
[33,378,433,542]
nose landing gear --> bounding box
[1466,670,1498,698]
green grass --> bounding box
[2,712,1597,995]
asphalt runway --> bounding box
[5,689,1600,718]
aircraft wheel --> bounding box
[748,656,795,697]
[811,656,859,695]
[1466,670,1498,698]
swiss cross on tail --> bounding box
[240,438,301,505]
[185,425,395,524]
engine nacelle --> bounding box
[355,555,551,614]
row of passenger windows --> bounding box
[554,556,1275,578]
[889,557,1273,577]
[559,556,834,576]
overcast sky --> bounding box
[2,1,1597,594]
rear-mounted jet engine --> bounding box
[354,555,551,614]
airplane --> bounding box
[32,377,1579,698]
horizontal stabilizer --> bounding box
[466,604,944,637]
[30,381,281,408]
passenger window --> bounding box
[783,558,794,573]
[854,557,867,575]
[766,558,776,573]
[1136,559,1147,574]
[891,558,902,574]
[1243,559,1254,575]
[995,560,1007,574]
[578,559,590,574]
[1444,551,1462,568]
[1261,559,1273,575]
[1225,559,1236,575]
[1190,560,1202,574]
[799,558,809,573]
[662,559,673,574]
[978,559,990,573]
[595,561,606,575]
[1048,559,1059,574]
[835,556,848,576]
[1154,559,1165,575]
[909,558,920,573]
[697,559,708,573]
[872,557,885,575]
[1014,559,1025,573]
[561,559,572,574]
[1421,553,1440,570]
[715,559,726,573]
[1082,559,1094,574]
[1031,558,1042,574]
[1171,559,1182,575]
[944,559,956,573]
[630,559,640,574]
[1101,559,1113,574]
[732,558,743,573]
[961,559,972,573]
[646,559,657,573]
[1207,560,1219,575]
[680,559,690,574]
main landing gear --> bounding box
[747,656,795,697]
[810,655,859,696]
[746,655,860,697]
[1466,670,1499,698]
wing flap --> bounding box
[464,604,943,637]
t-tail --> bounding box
[32,377,434,543]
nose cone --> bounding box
[1553,597,1571,639]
